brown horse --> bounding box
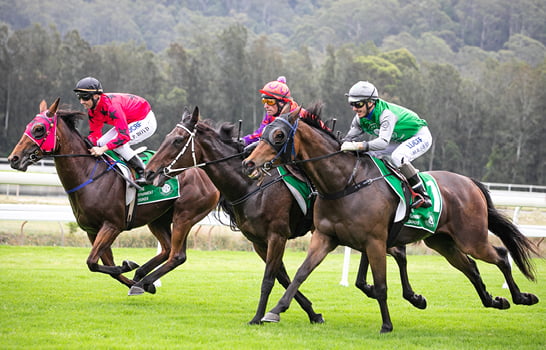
[242,106,539,333]
[8,98,219,295]
[144,107,426,324]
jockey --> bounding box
[73,76,157,186]
[243,76,329,148]
[341,81,432,208]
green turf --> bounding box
[0,246,544,349]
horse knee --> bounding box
[171,253,187,266]
[87,260,99,272]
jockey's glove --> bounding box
[341,141,369,152]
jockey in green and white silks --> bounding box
[341,81,433,208]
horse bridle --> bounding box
[162,123,244,178]
[259,114,343,171]
[257,114,390,200]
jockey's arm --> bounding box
[367,111,397,151]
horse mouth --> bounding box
[8,156,32,172]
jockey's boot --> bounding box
[398,162,432,209]
[127,155,147,186]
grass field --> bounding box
[0,246,544,350]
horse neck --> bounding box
[196,136,255,202]
[296,122,373,194]
[53,120,103,190]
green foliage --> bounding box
[0,1,545,185]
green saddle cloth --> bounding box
[277,166,312,215]
[105,150,180,205]
[371,157,442,233]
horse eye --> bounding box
[173,137,184,147]
[272,130,286,145]
[32,125,46,139]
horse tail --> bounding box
[471,178,538,281]
[216,196,240,232]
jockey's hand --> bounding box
[341,141,368,152]
[89,145,108,157]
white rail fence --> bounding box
[1,159,545,289]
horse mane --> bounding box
[57,109,86,134]
[192,118,244,231]
[301,101,340,144]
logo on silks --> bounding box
[160,183,174,196]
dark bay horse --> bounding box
[144,107,426,324]
[8,99,219,295]
[242,107,539,333]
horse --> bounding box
[242,105,539,333]
[143,106,426,324]
[8,98,219,295]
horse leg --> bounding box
[262,231,336,324]
[86,224,139,277]
[129,219,173,294]
[275,262,325,324]
[365,238,393,333]
[424,235,510,309]
[129,217,190,296]
[491,246,538,305]
[99,246,136,288]
[388,246,427,309]
[248,238,287,325]
[355,247,426,309]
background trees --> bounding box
[0,0,544,185]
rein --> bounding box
[163,123,245,177]
[164,122,286,206]
[259,116,394,200]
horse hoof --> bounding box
[122,260,140,272]
[514,293,539,306]
[380,324,393,334]
[493,296,510,309]
[261,312,280,323]
[410,295,427,310]
[310,313,325,324]
[128,286,145,296]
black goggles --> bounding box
[76,92,93,101]
[349,100,369,108]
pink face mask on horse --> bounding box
[24,111,57,153]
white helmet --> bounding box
[345,81,379,102]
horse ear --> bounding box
[39,100,48,113]
[192,106,199,122]
[47,97,60,117]
[288,106,301,123]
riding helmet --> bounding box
[345,81,379,102]
[74,77,103,94]
[260,76,291,102]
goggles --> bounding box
[262,98,278,106]
[349,100,368,108]
[76,92,93,101]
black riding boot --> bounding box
[127,155,147,186]
[407,174,432,208]
[398,162,431,209]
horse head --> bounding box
[145,106,201,187]
[8,98,61,171]
[242,108,300,180]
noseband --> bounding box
[260,115,298,170]
[162,123,199,177]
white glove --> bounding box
[341,141,368,152]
